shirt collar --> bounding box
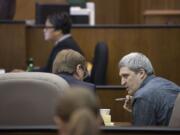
[133,74,155,102]
[139,74,155,89]
[55,34,71,45]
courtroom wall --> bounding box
[26,26,180,85]
[0,23,26,71]
[1,23,180,85]
[14,0,180,24]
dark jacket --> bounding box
[58,72,95,92]
[133,75,180,126]
[35,36,83,73]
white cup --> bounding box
[100,109,111,125]
[100,108,110,116]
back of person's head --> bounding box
[55,87,100,122]
[53,49,87,75]
[118,52,154,75]
[47,12,72,34]
[68,109,99,135]
[55,87,100,135]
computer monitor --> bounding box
[35,3,70,25]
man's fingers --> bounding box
[123,103,132,112]
[123,96,132,112]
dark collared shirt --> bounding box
[132,75,180,126]
[58,72,95,92]
[34,36,83,73]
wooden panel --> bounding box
[1,127,180,135]
[100,127,180,135]
[92,0,141,24]
[0,24,175,83]
[96,87,131,122]
[0,23,26,71]
[14,0,67,20]
[26,26,180,85]
[14,0,35,20]
[141,0,180,10]
[143,10,180,24]
[14,0,142,24]
[26,27,52,67]
[72,27,180,85]
[13,0,180,24]
[141,0,180,24]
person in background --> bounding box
[118,52,180,126]
[37,12,83,72]
[53,49,95,91]
[55,87,100,135]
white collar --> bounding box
[55,34,71,45]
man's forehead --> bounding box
[119,67,134,75]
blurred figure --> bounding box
[37,12,83,72]
[55,87,100,135]
[68,109,98,135]
[118,52,180,126]
[53,49,95,91]
[0,0,16,20]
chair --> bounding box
[169,93,180,127]
[90,42,108,85]
[0,72,69,127]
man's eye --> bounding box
[123,74,129,78]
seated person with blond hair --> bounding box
[55,87,101,135]
[52,49,95,91]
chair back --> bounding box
[90,42,108,85]
[0,72,69,126]
[169,93,180,127]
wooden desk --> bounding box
[114,122,131,127]
[96,85,132,122]
[101,126,180,135]
[1,126,180,135]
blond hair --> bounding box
[53,49,87,74]
[55,87,100,122]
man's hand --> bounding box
[123,95,133,112]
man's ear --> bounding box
[73,64,82,80]
[76,64,82,74]
[139,68,147,79]
[77,64,81,69]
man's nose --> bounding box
[121,78,126,86]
